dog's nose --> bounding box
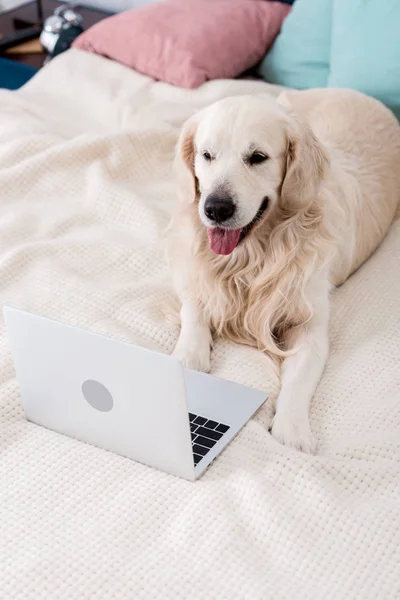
[204,195,236,223]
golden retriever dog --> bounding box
[166,89,400,452]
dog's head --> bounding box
[176,94,328,255]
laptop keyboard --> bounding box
[189,413,230,466]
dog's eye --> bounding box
[202,151,213,162]
[248,152,268,166]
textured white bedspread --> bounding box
[0,49,399,599]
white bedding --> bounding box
[0,49,399,599]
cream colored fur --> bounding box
[167,89,400,452]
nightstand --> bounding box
[0,1,108,69]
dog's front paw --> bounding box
[270,413,317,454]
[172,341,211,373]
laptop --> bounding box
[4,306,267,481]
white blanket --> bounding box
[0,50,399,599]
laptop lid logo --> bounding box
[82,380,114,412]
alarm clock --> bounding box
[40,4,83,59]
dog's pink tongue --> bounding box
[207,228,241,255]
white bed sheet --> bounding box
[0,49,399,599]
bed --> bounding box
[0,49,399,599]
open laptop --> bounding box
[4,306,267,481]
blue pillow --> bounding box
[257,0,332,89]
[328,0,400,120]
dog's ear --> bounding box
[279,101,329,210]
[175,115,199,204]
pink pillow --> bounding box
[73,0,290,88]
